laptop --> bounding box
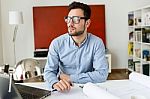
[0,74,51,99]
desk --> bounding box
[21,79,150,99]
[20,82,87,99]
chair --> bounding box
[13,58,43,82]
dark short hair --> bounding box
[68,1,91,19]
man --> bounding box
[44,1,108,92]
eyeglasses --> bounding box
[64,16,88,24]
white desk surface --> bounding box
[20,82,88,99]
[21,80,150,99]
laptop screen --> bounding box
[0,74,22,99]
[0,74,51,99]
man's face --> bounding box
[66,9,88,36]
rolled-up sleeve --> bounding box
[44,40,59,90]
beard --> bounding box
[68,30,84,36]
[68,24,86,36]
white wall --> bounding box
[1,0,150,68]
[0,0,3,65]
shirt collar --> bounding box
[68,33,89,47]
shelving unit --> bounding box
[128,6,150,76]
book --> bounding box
[142,64,149,76]
[128,59,134,71]
[128,42,133,56]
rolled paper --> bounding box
[129,72,150,88]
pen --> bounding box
[79,85,84,88]
[52,89,58,92]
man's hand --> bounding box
[59,73,71,82]
[53,79,71,92]
[52,73,73,92]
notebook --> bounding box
[0,74,51,99]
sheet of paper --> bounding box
[83,82,120,99]
[97,80,150,99]
[47,84,89,99]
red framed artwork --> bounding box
[33,5,106,49]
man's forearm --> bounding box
[44,71,59,90]
[70,69,108,84]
